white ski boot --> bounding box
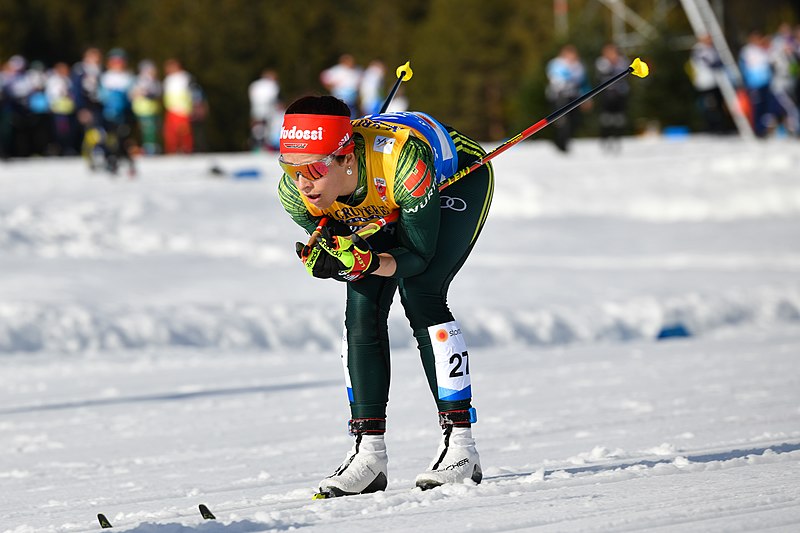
[415,411,482,490]
[316,419,388,498]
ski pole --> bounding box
[304,216,330,250]
[304,210,399,250]
[379,61,413,113]
[302,58,649,248]
[438,57,650,191]
[302,62,414,249]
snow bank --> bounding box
[1,137,798,355]
[1,286,797,354]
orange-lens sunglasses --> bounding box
[279,142,352,181]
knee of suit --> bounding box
[400,289,453,331]
[345,314,390,343]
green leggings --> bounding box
[343,135,494,419]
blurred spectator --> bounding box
[795,25,800,106]
[595,43,629,152]
[689,35,727,133]
[320,54,362,117]
[27,61,51,155]
[190,78,208,152]
[359,59,385,115]
[131,59,162,154]
[248,68,280,151]
[98,48,136,176]
[386,86,409,113]
[769,24,799,136]
[2,55,33,157]
[71,47,104,146]
[546,44,589,152]
[0,60,10,159]
[46,62,78,155]
[267,101,286,151]
[739,30,778,137]
[162,58,193,154]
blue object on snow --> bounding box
[663,126,690,140]
[657,323,691,340]
[232,168,262,179]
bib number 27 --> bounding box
[449,351,469,378]
[429,320,472,402]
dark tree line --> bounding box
[2,0,798,150]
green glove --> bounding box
[316,225,380,282]
[295,232,379,282]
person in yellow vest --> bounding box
[131,60,162,155]
[278,95,494,497]
[162,58,193,153]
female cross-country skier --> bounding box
[277,95,493,497]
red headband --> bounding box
[279,114,354,155]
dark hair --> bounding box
[285,95,350,117]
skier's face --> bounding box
[283,151,356,210]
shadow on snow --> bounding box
[0,379,339,415]
[486,441,800,482]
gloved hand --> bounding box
[294,217,347,279]
[317,224,380,282]
[295,222,379,282]
[295,241,337,279]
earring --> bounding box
[346,167,353,175]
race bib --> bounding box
[428,320,472,402]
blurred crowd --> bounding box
[248,55,406,153]
[544,42,631,153]
[543,22,800,153]
[4,23,800,166]
[0,47,208,174]
[688,23,800,138]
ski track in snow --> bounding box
[67,448,800,533]
[1,136,800,531]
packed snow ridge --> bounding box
[1,287,798,354]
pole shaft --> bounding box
[379,75,405,114]
[440,66,634,191]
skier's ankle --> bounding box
[348,417,386,435]
[438,408,477,429]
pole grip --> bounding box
[379,61,413,114]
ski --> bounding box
[95,504,215,528]
[313,481,440,500]
[97,513,113,528]
[199,503,216,520]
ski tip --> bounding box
[630,57,650,78]
[312,491,332,500]
[198,503,216,520]
[97,513,113,528]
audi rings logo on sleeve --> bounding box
[440,196,467,211]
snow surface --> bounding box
[1,135,799,532]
